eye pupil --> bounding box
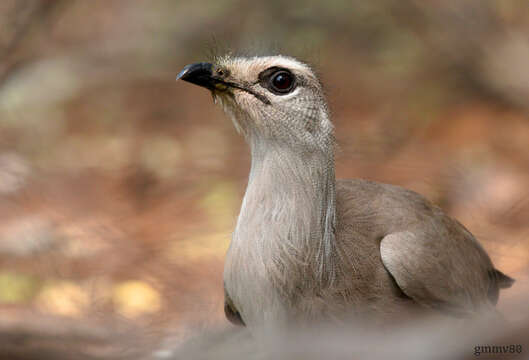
[271,71,294,92]
[259,68,297,95]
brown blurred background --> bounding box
[0,0,528,354]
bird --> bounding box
[176,55,514,330]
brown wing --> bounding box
[380,229,512,315]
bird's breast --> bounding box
[224,238,292,327]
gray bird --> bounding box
[177,55,514,330]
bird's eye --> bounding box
[269,71,296,94]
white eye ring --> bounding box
[273,86,301,101]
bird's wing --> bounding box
[380,230,510,315]
[224,287,245,326]
[336,178,513,314]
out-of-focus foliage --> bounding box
[0,271,41,304]
[112,280,162,318]
[0,0,528,353]
[36,280,90,317]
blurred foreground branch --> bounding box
[0,310,147,360]
[1,304,529,360]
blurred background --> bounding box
[0,0,528,357]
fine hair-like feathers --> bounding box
[179,55,514,330]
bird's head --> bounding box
[177,55,334,152]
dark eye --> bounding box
[269,71,296,94]
[257,67,298,96]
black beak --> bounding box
[176,62,216,90]
[176,62,271,105]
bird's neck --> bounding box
[233,139,337,287]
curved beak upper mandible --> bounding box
[176,62,218,90]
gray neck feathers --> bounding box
[233,132,337,297]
